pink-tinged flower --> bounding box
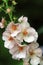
[2,31,20,49]
[28,42,42,58]
[16,16,38,43]
[26,42,42,65]
[0,18,5,28]
[6,22,21,37]
[16,27,38,43]
[2,22,21,49]
[9,44,27,59]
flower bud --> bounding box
[6,8,11,13]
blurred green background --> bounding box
[0,0,43,65]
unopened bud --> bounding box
[6,8,11,13]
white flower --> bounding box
[2,30,20,49]
[15,16,38,43]
[16,27,38,43]
[0,18,5,28]
[26,42,42,65]
[6,22,21,37]
[2,21,22,49]
[30,56,40,65]
[28,42,42,58]
[9,44,27,59]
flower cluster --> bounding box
[2,16,42,65]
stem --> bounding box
[6,2,8,8]
[6,2,13,21]
[8,13,12,21]
[0,8,6,13]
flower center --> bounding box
[22,30,28,36]
[29,50,34,56]
[11,25,18,31]
[8,36,14,41]
[18,46,24,52]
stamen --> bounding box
[11,25,18,31]
[8,36,14,41]
[23,30,28,36]
[18,46,24,52]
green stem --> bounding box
[6,2,8,8]
[6,2,13,21]
[0,8,6,13]
[8,13,12,21]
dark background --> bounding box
[0,0,43,65]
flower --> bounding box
[2,31,19,49]
[16,16,38,43]
[28,42,42,58]
[6,22,21,37]
[2,21,22,50]
[2,22,21,49]
[0,18,5,28]
[9,43,27,60]
[26,42,42,65]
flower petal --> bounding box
[30,56,40,65]
[29,42,39,49]
[2,31,10,41]
[24,36,35,43]
[18,16,23,22]
[4,41,14,49]
[12,52,26,59]
[16,33,23,42]
[9,46,18,55]
[11,30,20,37]
[27,27,38,41]
[18,16,28,23]
[35,48,42,57]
